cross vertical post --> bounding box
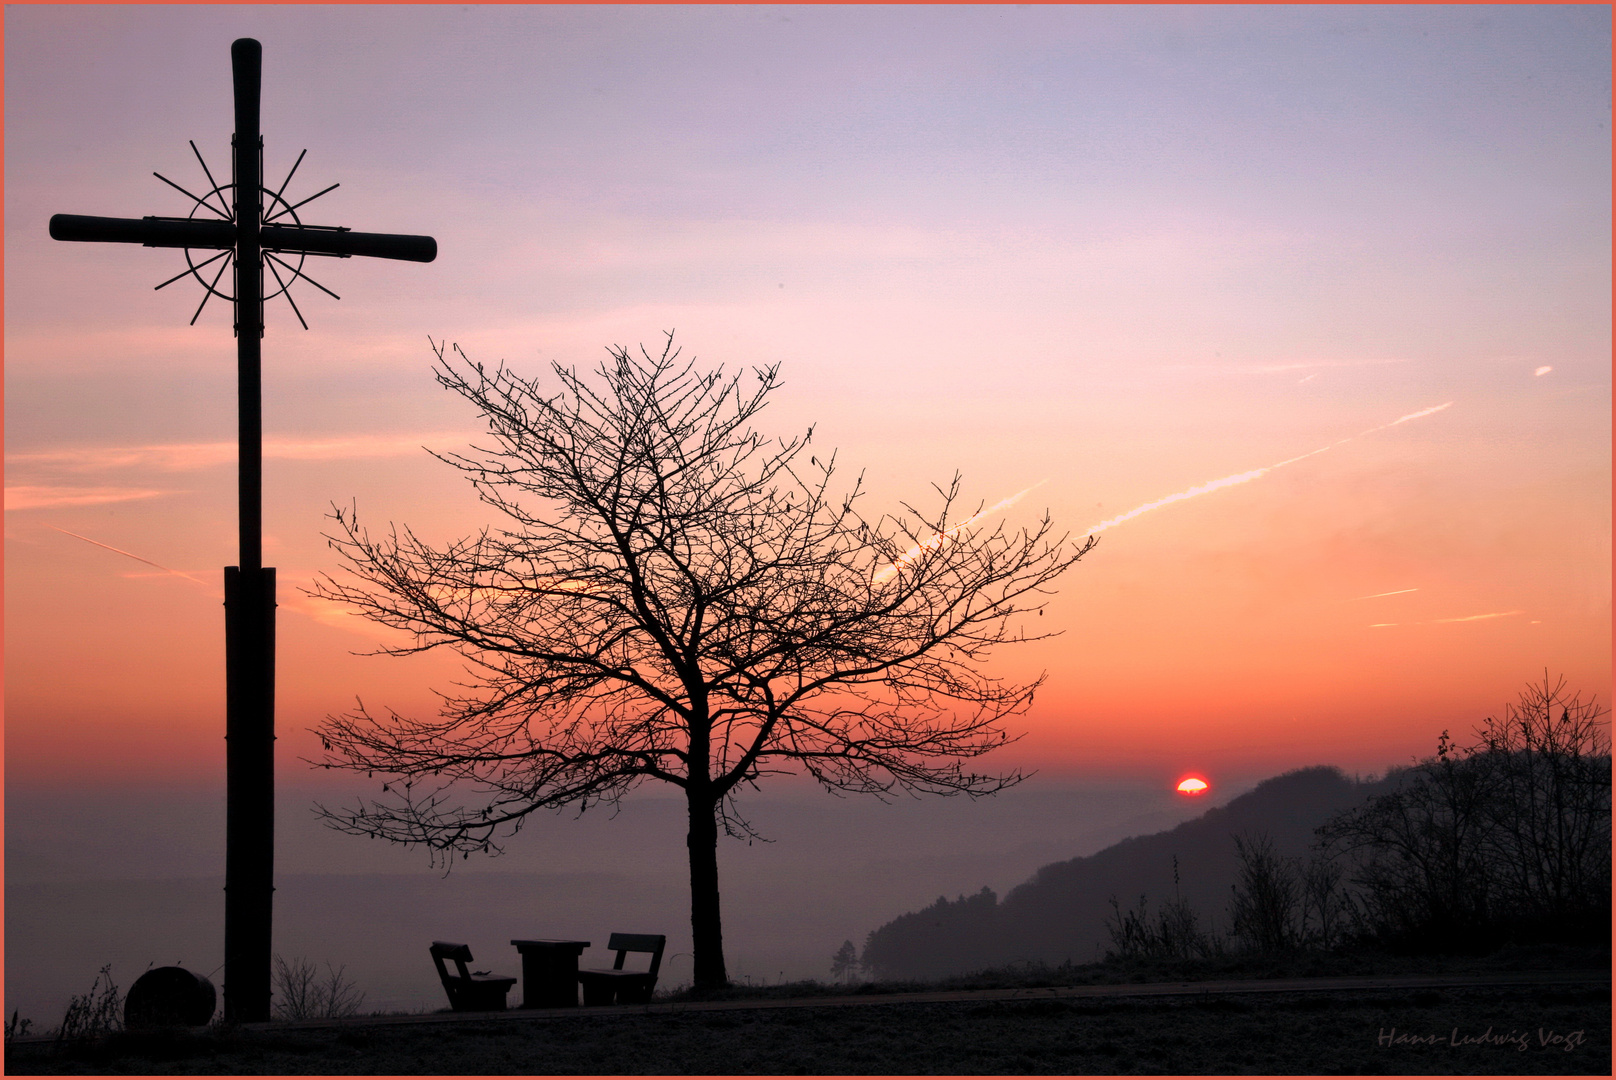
[235,36,264,575]
[47,36,437,1025]
[223,37,274,1026]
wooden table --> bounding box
[510,939,591,1008]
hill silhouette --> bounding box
[861,766,1398,979]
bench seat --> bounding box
[577,933,665,1005]
[430,941,517,1012]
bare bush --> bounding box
[272,955,365,1021]
[1105,858,1222,960]
[55,965,122,1042]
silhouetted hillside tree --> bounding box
[1320,675,1610,949]
[1471,673,1611,936]
[1297,852,1354,950]
[830,940,859,983]
[861,887,1003,980]
[310,336,1090,991]
[1227,832,1300,953]
[1318,734,1495,948]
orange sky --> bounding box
[6,6,1610,798]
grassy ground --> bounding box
[8,983,1607,1074]
[660,940,1608,1002]
[8,949,1607,1075]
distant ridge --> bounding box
[861,765,1398,979]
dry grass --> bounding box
[6,982,1607,1075]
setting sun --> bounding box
[1176,777,1210,796]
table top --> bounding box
[511,939,591,950]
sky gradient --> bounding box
[6,5,1610,803]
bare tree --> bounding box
[310,336,1093,990]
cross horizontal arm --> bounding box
[261,225,436,262]
[50,214,235,249]
[50,215,436,263]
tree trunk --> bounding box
[686,787,728,991]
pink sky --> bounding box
[6,5,1610,800]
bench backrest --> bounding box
[429,941,475,985]
[604,933,666,977]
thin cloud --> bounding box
[1534,366,1553,376]
[279,578,416,645]
[11,444,233,472]
[1172,357,1412,376]
[1248,358,1411,374]
[9,432,476,473]
[265,433,478,462]
[6,486,170,511]
[1351,588,1418,601]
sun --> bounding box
[1175,776,1209,796]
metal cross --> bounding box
[48,38,436,1023]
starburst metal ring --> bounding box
[151,142,342,328]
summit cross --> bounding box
[48,37,437,1023]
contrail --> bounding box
[1085,402,1453,536]
[1352,588,1419,601]
[49,525,213,588]
[874,481,1046,583]
[1433,610,1524,624]
[1371,609,1525,628]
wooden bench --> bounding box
[576,933,666,1005]
[429,941,517,1012]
